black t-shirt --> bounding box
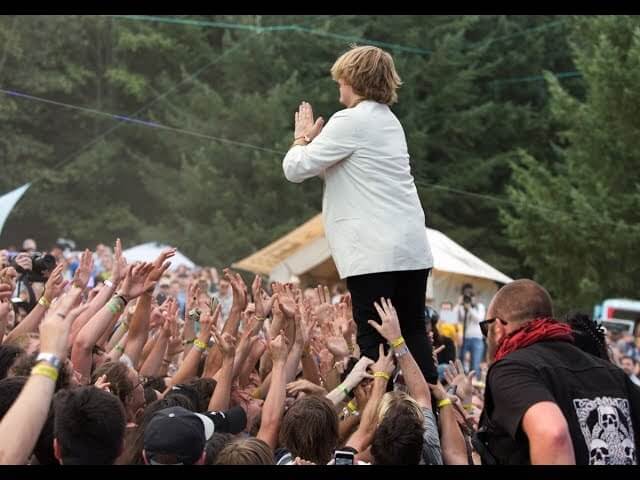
[477,341,640,465]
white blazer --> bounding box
[283,100,433,279]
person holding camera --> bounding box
[454,283,485,380]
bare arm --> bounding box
[0,285,82,464]
[208,331,237,411]
[257,334,289,450]
[71,297,124,381]
[239,339,266,388]
[139,326,169,378]
[125,249,175,367]
[345,375,387,453]
[6,261,69,343]
[522,401,576,464]
[369,298,432,408]
[168,307,217,387]
[429,383,469,465]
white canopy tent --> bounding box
[123,242,196,270]
[233,214,513,308]
[0,183,30,237]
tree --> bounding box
[501,16,640,312]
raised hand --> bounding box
[286,378,327,397]
[153,247,176,270]
[14,252,33,272]
[212,329,237,358]
[347,356,374,384]
[110,238,127,285]
[0,267,17,292]
[294,101,325,142]
[94,374,111,393]
[368,297,402,343]
[0,283,12,302]
[268,331,289,364]
[43,263,67,302]
[326,334,350,360]
[224,268,247,311]
[119,262,155,300]
[444,359,475,405]
[277,288,297,319]
[73,249,94,290]
[370,343,395,377]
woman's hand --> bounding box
[294,101,325,142]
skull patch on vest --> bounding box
[573,396,636,465]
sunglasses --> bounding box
[479,317,507,337]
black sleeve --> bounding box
[488,359,556,440]
[440,337,457,364]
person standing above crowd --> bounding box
[282,45,437,383]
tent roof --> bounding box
[233,214,512,284]
[123,242,196,270]
[233,215,325,275]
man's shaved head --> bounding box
[490,279,553,324]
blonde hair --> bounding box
[377,391,424,424]
[330,45,403,105]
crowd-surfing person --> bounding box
[0,238,639,465]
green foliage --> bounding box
[501,16,640,312]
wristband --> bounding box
[393,344,410,358]
[107,297,124,315]
[104,280,114,289]
[390,336,405,348]
[32,364,59,383]
[463,404,474,411]
[36,352,62,370]
[38,296,51,309]
[373,371,391,381]
[339,383,351,397]
[193,339,208,352]
[437,398,453,409]
[347,400,358,413]
[114,294,129,306]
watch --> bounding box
[36,352,62,370]
[393,344,410,358]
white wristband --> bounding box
[104,280,114,289]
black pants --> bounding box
[346,268,438,384]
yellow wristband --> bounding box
[463,404,474,411]
[347,400,358,413]
[38,296,51,309]
[193,339,208,351]
[391,336,405,348]
[32,364,59,383]
[437,398,453,409]
[373,371,391,381]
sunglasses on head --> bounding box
[479,317,508,337]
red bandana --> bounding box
[494,317,574,362]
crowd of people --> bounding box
[0,237,638,465]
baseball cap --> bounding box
[144,406,247,465]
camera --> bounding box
[10,251,56,283]
[463,294,472,304]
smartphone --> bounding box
[334,450,355,465]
